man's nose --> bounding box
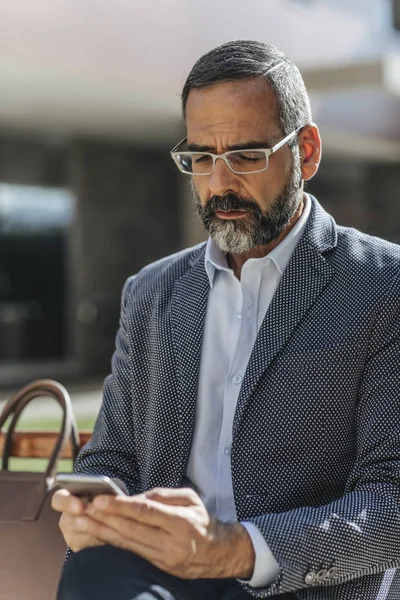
[207,157,240,197]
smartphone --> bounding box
[53,473,128,500]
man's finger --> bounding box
[51,488,86,515]
[58,512,105,552]
[76,512,167,557]
[90,494,182,529]
[85,509,164,546]
[144,487,201,506]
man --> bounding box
[52,40,400,599]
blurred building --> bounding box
[0,0,399,384]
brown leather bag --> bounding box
[0,379,80,600]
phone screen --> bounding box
[53,474,127,499]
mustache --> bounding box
[201,194,262,217]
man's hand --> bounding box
[56,486,255,579]
[51,488,105,552]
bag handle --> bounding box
[0,379,80,482]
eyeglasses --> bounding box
[170,129,300,176]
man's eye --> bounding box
[237,153,262,162]
[194,155,212,163]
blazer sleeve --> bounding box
[241,275,400,597]
[73,276,142,496]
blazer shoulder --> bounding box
[122,242,207,301]
[337,226,400,267]
[335,226,400,290]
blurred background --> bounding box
[0,0,399,394]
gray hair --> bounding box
[181,40,312,141]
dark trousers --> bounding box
[56,545,296,600]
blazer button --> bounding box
[327,567,338,578]
[316,569,327,581]
[305,571,316,585]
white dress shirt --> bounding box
[185,194,312,587]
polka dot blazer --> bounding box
[75,196,400,599]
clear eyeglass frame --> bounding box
[170,128,301,176]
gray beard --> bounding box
[192,157,303,255]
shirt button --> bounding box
[304,571,316,585]
[233,375,242,385]
[327,567,338,579]
[237,313,242,319]
[224,446,232,456]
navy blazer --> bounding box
[76,196,400,599]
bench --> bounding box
[0,430,92,459]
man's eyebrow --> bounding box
[187,139,275,152]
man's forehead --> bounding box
[185,78,280,138]
[186,120,277,149]
[188,119,265,135]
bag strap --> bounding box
[0,380,80,481]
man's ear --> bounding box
[298,123,322,182]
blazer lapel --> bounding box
[171,246,209,479]
[234,197,337,432]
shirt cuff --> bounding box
[238,521,281,588]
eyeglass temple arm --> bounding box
[170,137,188,154]
[270,128,302,154]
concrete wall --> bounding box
[308,158,400,244]
[0,134,182,378]
[366,163,400,243]
[0,135,67,186]
[70,139,181,374]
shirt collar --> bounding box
[204,193,312,288]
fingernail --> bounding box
[93,496,108,509]
[72,500,83,514]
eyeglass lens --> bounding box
[177,151,268,174]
